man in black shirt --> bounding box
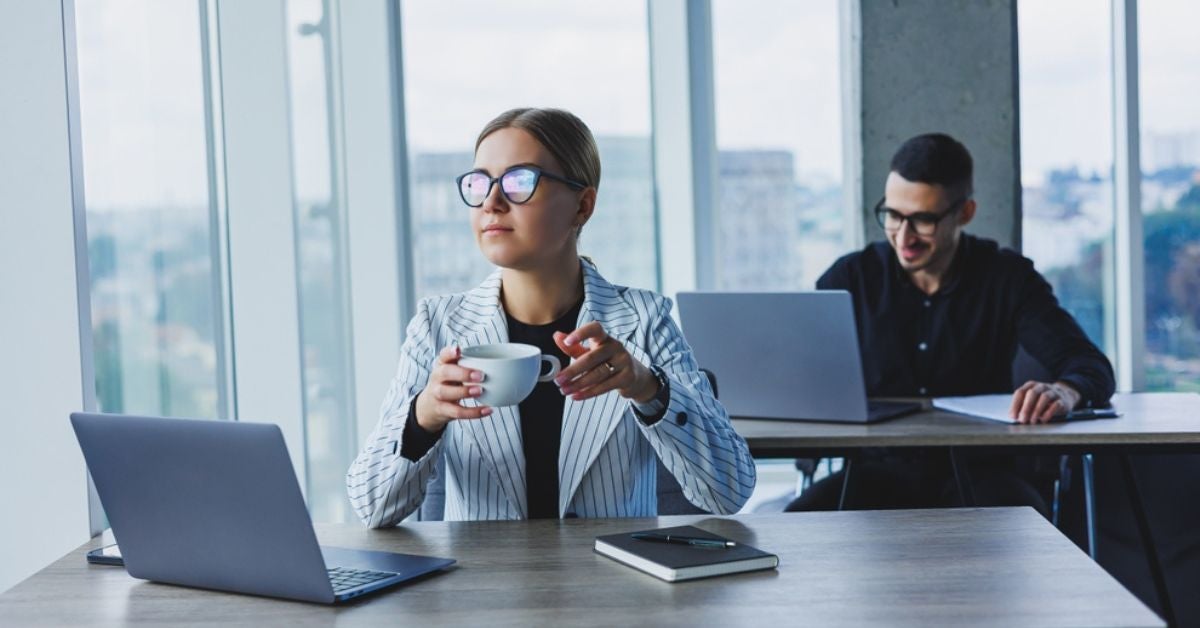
[787,133,1115,512]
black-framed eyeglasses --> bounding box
[455,165,586,208]
[874,196,967,236]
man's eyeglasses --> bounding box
[455,166,586,208]
[874,196,967,236]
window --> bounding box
[1018,0,1116,358]
[75,0,225,418]
[400,0,657,299]
[711,0,844,290]
[285,0,357,522]
[1139,0,1200,391]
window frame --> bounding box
[63,0,1157,534]
[1112,0,1147,392]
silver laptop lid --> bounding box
[677,291,870,422]
[70,413,336,603]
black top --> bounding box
[400,298,584,518]
[818,234,1115,406]
[505,298,583,519]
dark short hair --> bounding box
[889,133,973,200]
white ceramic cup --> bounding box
[458,343,562,407]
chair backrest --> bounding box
[418,455,447,521]
[655,369,718,515]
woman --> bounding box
[347,108,755,526]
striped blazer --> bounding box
[347,261,756,526]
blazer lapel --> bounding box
[558,263,641,515]
[446,270,527,518]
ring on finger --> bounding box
[603,361,616,374]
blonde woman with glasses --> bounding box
[348,108,755,526]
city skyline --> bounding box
[75,0,1200,211]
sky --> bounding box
[73,0,1199,210]
[401,0,843,182]
[75,0,210,211]
[710,0,842,182]
[1019,0,1200,183]
[399,0,652,148]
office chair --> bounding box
[1011,345,1097,556]
[417,455,447,521]
[654,368,718,515]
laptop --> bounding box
[70,412,455,604]
[677,291,921,423]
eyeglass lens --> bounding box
[460,168,539,207]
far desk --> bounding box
[732,391,1200,625]
[734,393,1200,455]
[0,508,1161,627]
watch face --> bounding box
[654,368,670,401]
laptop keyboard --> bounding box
[327,566,398,594]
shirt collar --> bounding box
[885,233,974,296]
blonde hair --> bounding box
[475,108,601,190]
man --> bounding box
[787,133,1114,512]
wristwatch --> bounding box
[633,366,671,417]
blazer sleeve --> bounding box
[632,293,757,514]
[346,299,444,528]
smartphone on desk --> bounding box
[1055,407,1120,422]
[85,543,123,567]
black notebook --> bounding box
[594,525,779,582]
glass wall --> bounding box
[285,0,357,522]
[66,1,1197,531]
[711,0,844,290]
[400,0,657,298]
[75,0,224,418]
[1139,0,1200,391]
[1018,0,1117,358]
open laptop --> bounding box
[70,412,454,604]
[677,291,921,423]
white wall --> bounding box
[0,0,92,593]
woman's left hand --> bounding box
[553,322,658,403]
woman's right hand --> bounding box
[414,345,492,432]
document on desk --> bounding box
[933,394,1026,423]
[934,394,1120,423]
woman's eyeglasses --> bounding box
[455,166,586,208]
[874,196,966,237]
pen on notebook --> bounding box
[631,532,736,548]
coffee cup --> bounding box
[458,343,562,407]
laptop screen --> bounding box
[676,291,871,421]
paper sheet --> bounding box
[932,394,1020,423]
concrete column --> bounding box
[845,0,1022,249]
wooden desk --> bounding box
[733,393,1200,456]
[0,508,1161,627]
[732,391,1200,625]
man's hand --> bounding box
[1009,380,1082,424]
